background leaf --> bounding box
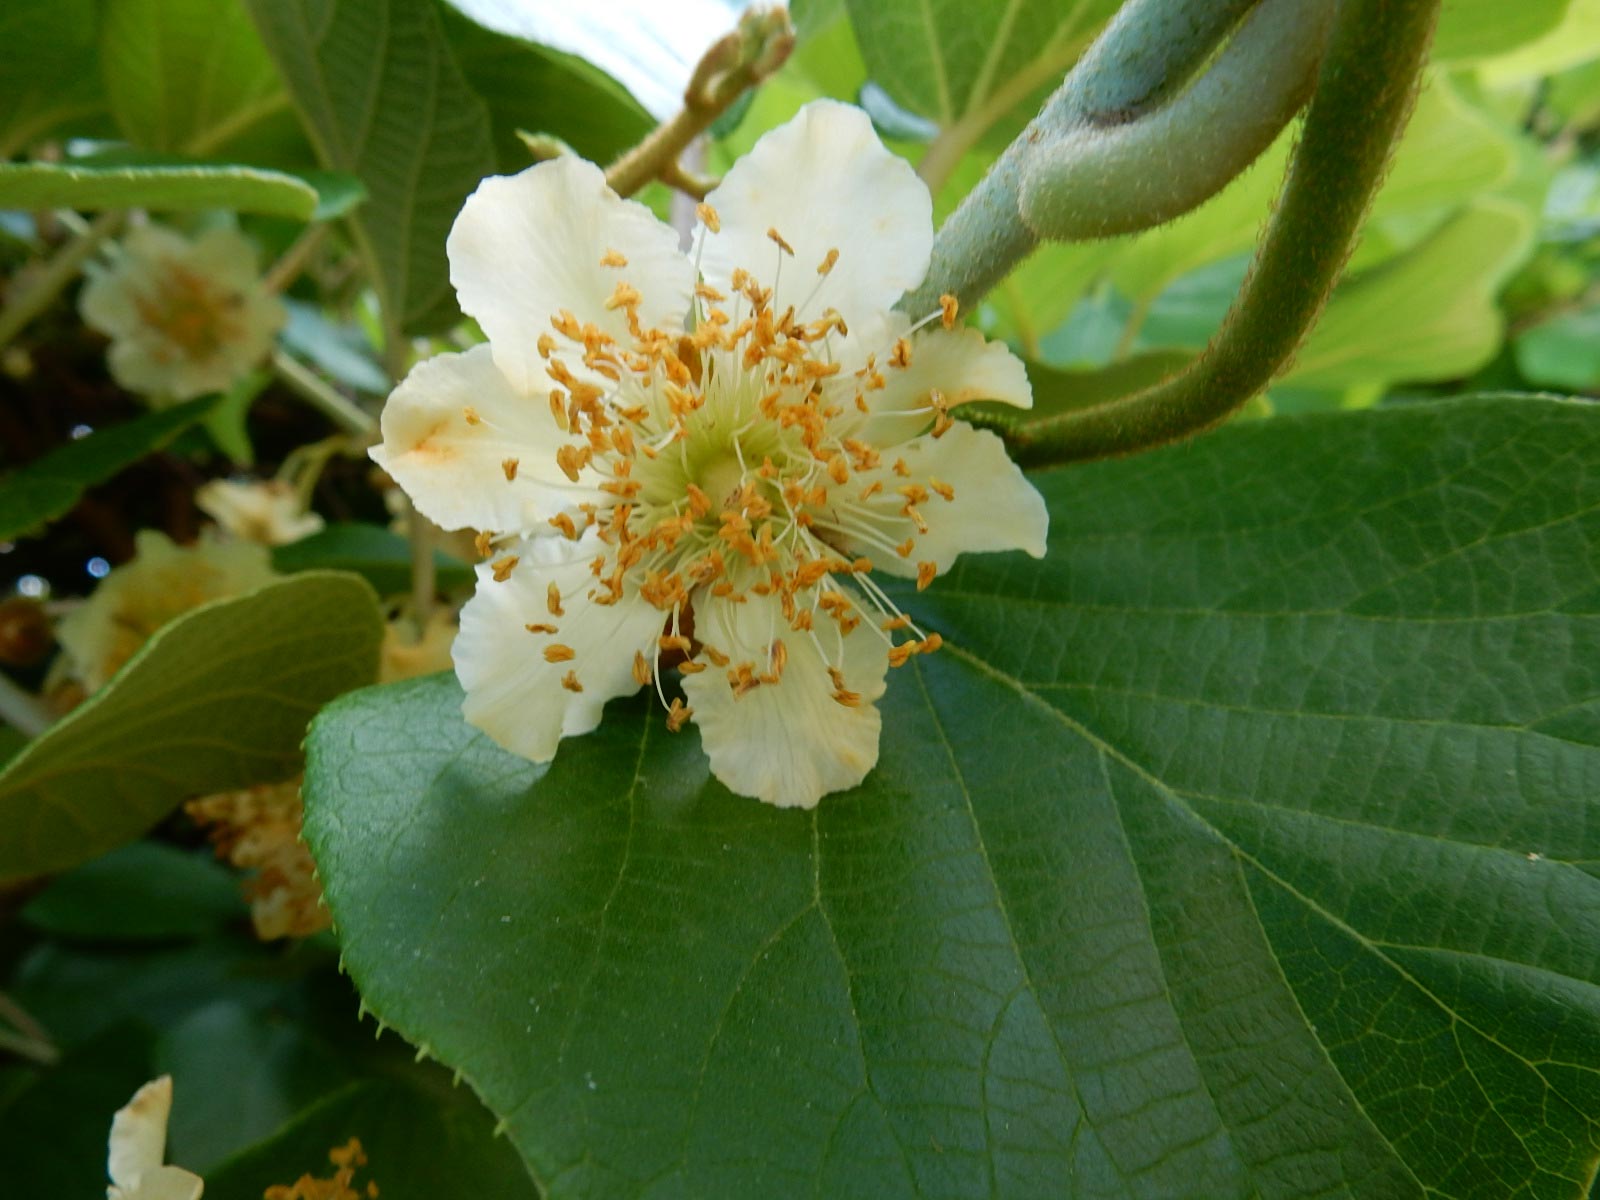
[841,0,1116,128]
[0,571,382,882]
[245,0,499,338]
[0,397,219,542]
[0,160,357,220]
[21,841,245,941]
[273,522,474,595]
[437,2,654,172]
[0,0,106,159]
[305,397,1600,1198]
[99,0,303,160]
[204,1078,538,1200]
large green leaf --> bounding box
[305,397,1600,1197]
[273,522,474,595]
[842,0,1116,128]
[0,160,357,220]
[245,0,498,337]
[0,572,381,883]
[99,0,300,158]
[0,397,218,542]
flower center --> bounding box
[134,260,244,360]
[481,221,964,710]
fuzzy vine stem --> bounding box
[901,0,1263,319]
[1009,0,1441,465]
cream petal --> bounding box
[129,1165,205,1200]
[454,533,667,763]
[189,226,263,291]
[447,157,694,395]
[837,420,1048,579]
[79,268,142,339]
[842,324,1032,446]
[695,100,932,333]
[107,1076,172,1188]
[371,344,600,533]
[681,586,889,809]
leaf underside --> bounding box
[305,397,1600,1199]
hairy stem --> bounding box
[0,672,51,738]
[271,348,376,438]
[1012,0,1441,465]
[605,10,794,199]
[902,0,1263,317]
[1019,0,1334,240]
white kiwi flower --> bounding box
[80,223,285,403]
[106,1076,203,1200]
[373,99,1047,808]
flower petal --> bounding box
[681,586,888,809]
[455,533,666,763]
[845,324,1032,445]
[447,157,694,395]
[130,1165,206,1200]
[108,1076,173,1188]
[189,226,264,291]
[372,344,600,533]
[840,421,1048,578]
[696,100,932,333]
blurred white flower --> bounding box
[196,479,324,547]
[55,529,277,692]
[106,1076,203,1200]
[374,100,1046,808]
[80,223,286,403]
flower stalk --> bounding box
[0,209,122,351]
[603,7,795,199]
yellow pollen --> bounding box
[659,634,692,654]
[679,660,708,674]
[930,478,955,501]
[667,697,693,731]
[895,537,915,558]
[544,644,576,663]
[537,332,558,358]
[817,247,839,275]
[694,281,726,303]
[502,457,519,481]
[939,293,959,329]
[766,227,795,255]
[549,513,578,538]
[882,614,912,631]
[632,652,652,686]
[600,249,629,267]
[525,622,558,634]
[547,584,564,616]
[491,555,519,581]
[561,669,583,692]
[916,561,937,590]
[463,406,482,425]
[605,281,642,311]
[703,644,730,667]
[920,632,944,654]
[474,530,495,558]
[696,203,721,232]
[887,643,915,668]
[889,339,912,369]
